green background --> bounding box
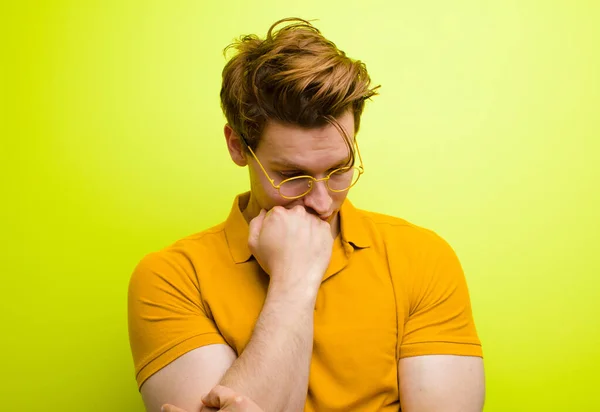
[2,1,599,411]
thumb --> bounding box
[202,385,238,408]
[247,209,266,250]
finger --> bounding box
[247,209,266,249]
[219,395,244,411]
[221,396,262,412]
[267,205,287,216]
[292,204,306,213]
[202,385,238,408]
[161,404,188,412]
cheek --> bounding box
[249,169,291,207]
[249,168,272,193]
[331,190,349,208]
[270,194,292,208]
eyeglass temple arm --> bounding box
[239,134,278,187]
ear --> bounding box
[224,124,248,167]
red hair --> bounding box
[220,17,379,156]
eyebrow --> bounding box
[271,157,351,173]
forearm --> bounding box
[218,282,316,412]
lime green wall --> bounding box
[2,1,599,411]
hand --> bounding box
[201,385,264,411]
[161,386,264,412]
[248,206,334,295]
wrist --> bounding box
[267,277,319,309]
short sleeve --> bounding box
[127,250,226,389]
[399,235,483,358]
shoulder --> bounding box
[355,209,474,315]
[130,221,230,286]
[357,208,453,254]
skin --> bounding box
[141,114,350,412]
[142,110,485,412]
[162,385,263,412]
[226,111,357,237]
[144,205,331,412]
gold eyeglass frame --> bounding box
[240,134,365,200]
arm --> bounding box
[397,231,485,411]
[141,286,315,412]
[215,206,329,412]
[140,344,237,412]
[398,355,485,412]
[218,282,315,412]
[163,385,263,412]
[135,206,331,412]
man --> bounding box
[128,17,485,412]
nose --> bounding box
[303,179,333,216]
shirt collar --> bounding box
[224,192,253,264]
[339,196,372,249]
[224,192,371,264]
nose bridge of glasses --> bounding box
[305,176,329,196]
[313,175,340,195]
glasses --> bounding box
[240,135,364,200]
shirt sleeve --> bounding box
[127,249,227,389]
[399,234,483,358]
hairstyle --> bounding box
[220,17,379,160]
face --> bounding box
[225,111,356,234]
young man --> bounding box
[128,17,485,412]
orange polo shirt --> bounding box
[128,192,482,411]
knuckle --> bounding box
[271,206,284,214]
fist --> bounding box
[248,206,334,293]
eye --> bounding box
[279,171,304,178]
[330,164,352,173]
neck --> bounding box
[241,193,261,224]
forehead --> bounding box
[257,112,355,168]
